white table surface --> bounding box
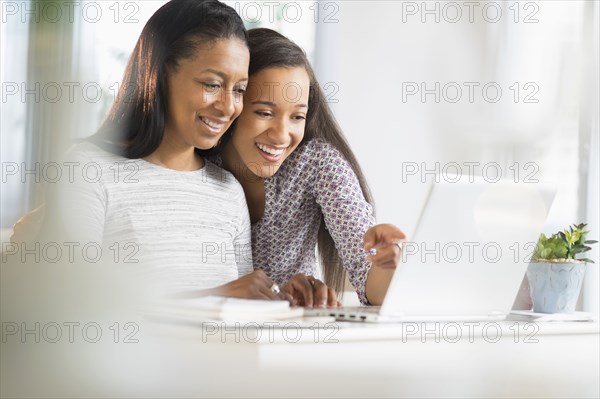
[3,316,598,398]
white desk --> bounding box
[254,321,599,398]
[2,319,598,397]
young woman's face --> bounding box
[229,66,310,177]
[165,38,249,150]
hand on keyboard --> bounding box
[282,274,342,308]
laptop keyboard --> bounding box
[304,306,382,318]
[340,306,381,314]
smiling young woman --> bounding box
[221,66,310,222]
[224,66,310,171]
[212,28,406,306]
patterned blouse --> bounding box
[218,138,376,304]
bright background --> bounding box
[1,0,598,312]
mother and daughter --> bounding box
[12,0,405,307]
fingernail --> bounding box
[366,248,377,256]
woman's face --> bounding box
[164,38,249,150]
[228,66,310,177]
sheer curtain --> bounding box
[0,1,162,238]
[1,0,98,235]
[1,3,30,236]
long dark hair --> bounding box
[246,28,375,295]
[91,0,248,158]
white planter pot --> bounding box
[526,261,587,314]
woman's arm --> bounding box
[312,141,401,305]
[232,183,253,277]
[204,270,286,300]
[199,180,288,301]
[55,146,107,246]
[19,145,107,255]
[363,224,406,305]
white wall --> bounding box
[313,1,588,237]
[309,1,597,309]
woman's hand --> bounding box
[10,204,46,243]
[363,224,406,305]
[363,224,406,269]
[281,273,341,308]
[211,270,287,300]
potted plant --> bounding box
[527,223,597,313]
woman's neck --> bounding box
[221,141,266,224]
[144,135,204,171]
[220,141,264,188]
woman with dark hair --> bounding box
[13,19,403,304]
[47,0,284,299]
[215,28,405,306]
[92,0,248,158]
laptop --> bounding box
[305,173,556,322]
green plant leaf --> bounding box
[571,244,588,251]
[580,258,595,263]
[555,245,568,258]
[534,224,596,260]
[571,231,581,244]
[571,247,586,255]
[540,248,551,258]
[581,230,590,238]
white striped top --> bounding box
[59,142,252,295]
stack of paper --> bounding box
[508,310,597,322]
[147,295,304,323]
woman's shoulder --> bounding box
[203,159,246,196]
[285,138,343,168]
[204,159,235,182]
[295,138,337,155]
[64,141,125,164]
